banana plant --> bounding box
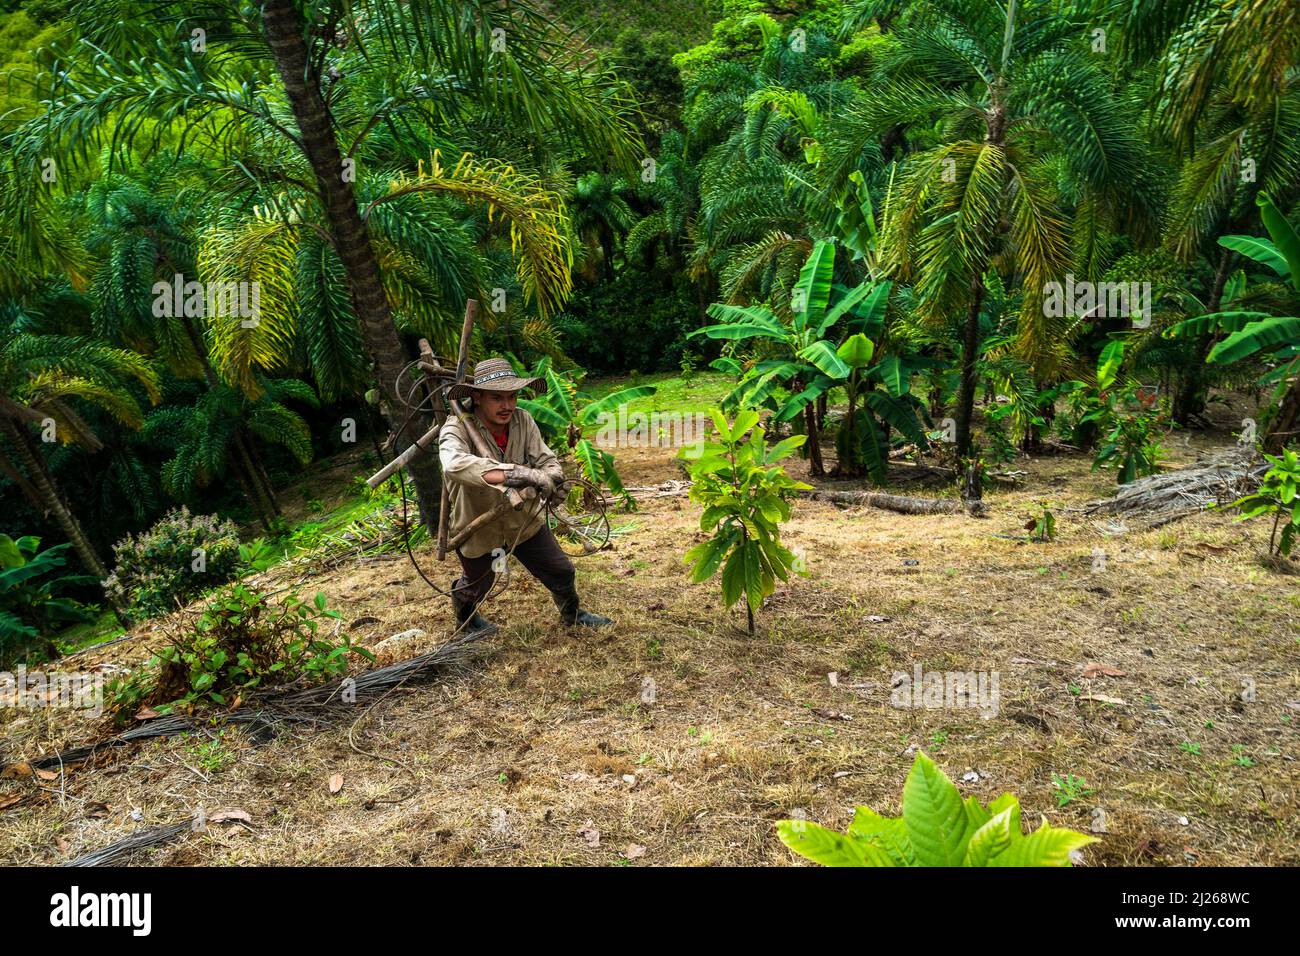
[692,240,928,479]
[516,359,655,505]
[0,535,97,659]
[1169,194,1300,452]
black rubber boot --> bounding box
[452,582,498,639]
[552,585,614,627]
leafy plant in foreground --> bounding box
[107,583,373,720]
[680,408,810,636]
[1223,447,1300,558]
[777,751,1098,866]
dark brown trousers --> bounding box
[453,524,575,610]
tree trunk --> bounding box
[183,315,282,528]
[954,277,987,458]
[2,417,108,579]
[803,401,825,477]
[1174,246,1234,425]
[1263,370,1300,454]
[260,0,442,528]
[236,428,281,517]
[227,446,273,533]
[230,432,276,531]
[800,488,984,515]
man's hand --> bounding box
[503,465,556,499]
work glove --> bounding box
[542,464,568,500]
[503,465,556,499]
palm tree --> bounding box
[0,328,159,577]
[25,0,643,528]
[1115,1,1300,424]
[856,0,1157,457]
[1110,0,1300,152]
[683,27,855,304]
[624,130,700,276]
[143,376,319,529]
[77,161,299,518]
[571,172,637,283]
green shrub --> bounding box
[1061,341,1167,483]
[104,507,243,620]
[680,408,809,635]
[1093,396,1167,484]
[1224,447,1300,557]
[777,751,1098,866]
[0,535,96,663]
[107,583,373,719]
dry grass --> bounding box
[2,416,1298,867]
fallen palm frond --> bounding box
[16,632,492,774]
[278,504,428,574]
[1082,448,1268,521]
[62,820,193,867]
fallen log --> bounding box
[627,479,985,515]
[800,489,987,516]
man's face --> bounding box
[473,388,518,428]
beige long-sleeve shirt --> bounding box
[437,408,565,558]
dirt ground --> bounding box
[2,405,1298,867]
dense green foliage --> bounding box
[1,0,1298,658]
[0,534,95,658]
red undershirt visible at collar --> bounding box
[491,427,508,456]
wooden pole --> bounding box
[436,300,479,560]
[445,486,537,551]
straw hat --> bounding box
[448,357,542,400]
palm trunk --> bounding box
[230,433,276,531]
[260,0,441,529]
[955,277,986,458]
[236,428,281,517]
[227,447,273,532]
[2,417,107,579]
[184,292,282,526]
[1263,368,1300,454]
[803,402,825,477]
[1174,247,1234,425]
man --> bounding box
[439,357,614,636]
